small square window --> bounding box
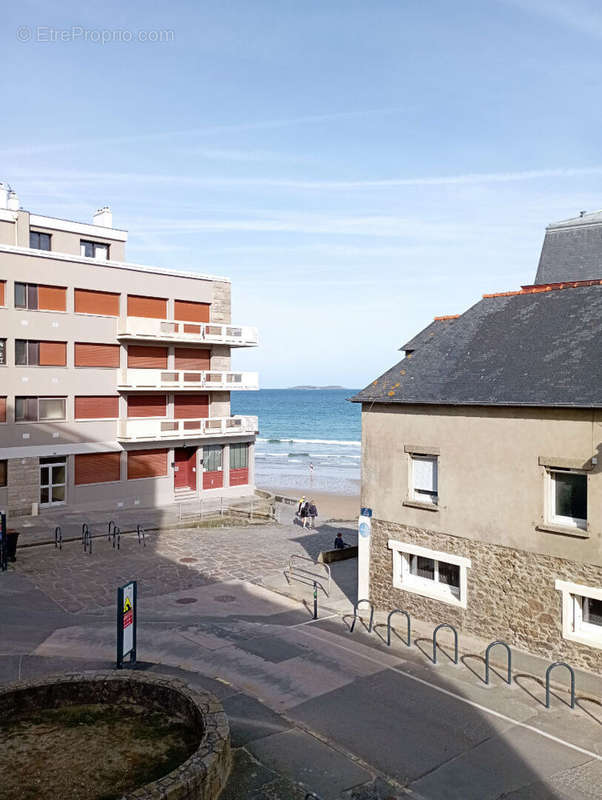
[390,540,470,608]
[556,580,602,649]
[410,455,438,505]
[81,240,109,260]
[0,460,6,486]
[30,231,51,251]
[547,470,587,530]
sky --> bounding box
[2,0,602,388]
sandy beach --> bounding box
[263,486,360,521]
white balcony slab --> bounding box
[118,368,259,391]
[118,415,258,442]
[117,317,258,347]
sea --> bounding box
[230,389,361,495]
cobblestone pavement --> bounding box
[13,519,357,613]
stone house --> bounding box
[352,211,602,673]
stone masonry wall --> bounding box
[7,458,39,516]
[370,518,602,674]
[211,282,231,324]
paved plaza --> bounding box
[1,512,601,799]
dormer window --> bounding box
[81,240,109,260]
[30,231,51,251]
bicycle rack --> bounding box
[545,661,576,709]
[432,623,458,664]
[137,524,146,546]
[387,609,411,647]
[82,523,92,554]
[350,598,374,633]
[485,640,512,685]
[111,525,121,550]
[108,520,116,540]
[54,526,63,551]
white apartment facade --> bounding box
[0,185,259,515]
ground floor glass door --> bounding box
[40,456,67,506]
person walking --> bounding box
[308,500,318,529]
[300,499,310,528]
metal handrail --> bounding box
[137,524,146,546]
[433,623,458,664]
[54,526,62,551]
[387,609,411,647]
[108,520,116,540]
[545,661,576,709]
[485,640,512,685]
[286,555,331,596]
[350,598,374,633]
[111,526,121,550]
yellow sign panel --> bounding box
[123,597,132,613]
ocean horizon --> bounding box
[231,388,361,495]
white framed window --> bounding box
[555,580,602,649]
[388,539,471,608]
[546,469,587,530]
[80,240,109,260]
[410,455,438,505]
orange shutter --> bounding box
[174,393,208,419]
[74,343,120,367]
[0,281,5,306]
[75,396,119,419]
[38,285,67,311]
[230,468,249,486]
[127,295,167,319]
[75,452,121,485]
[0,397,6,423]
[127,448,168,479]
[127,345,168,369]
[174,300,210,323]
[127,394,167,418]
[39,341,67,366]
[174,348,211,370]
[75,288,120,316]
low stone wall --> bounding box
[370,518,602,674]
[319,546,358,563]
[0,671,231,800]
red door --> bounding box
[174,447,197,490]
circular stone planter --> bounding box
[0,670,231,800]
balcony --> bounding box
[117,317,258,347]
[117,368,259,391]
[118,415,259,442]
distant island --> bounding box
[288,385,349,390]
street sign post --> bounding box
[116,580,137,668]
[358,507,372,600]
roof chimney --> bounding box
[93,206,112,227]
[0,183,8,210]
[579,210,587,218]
[7,190,19,211]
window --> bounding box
[14,283,66,311]
[230,443,249,470]
[15,397,66,422]
[15,340,66,367]
[410,455,438,505]
[81,240,109,260]
[0,460,6,487]
[0,339,6,365]
[556,580,602,649]
[547,469,587,530]
[204,445,223,472]
[30,231,51,251]
[389,539,471,608]
[15,282,37,310]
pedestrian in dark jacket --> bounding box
[334,532,347,549]
[308,501,318,529]
[299,499,310,528]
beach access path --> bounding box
[1,513,601,799]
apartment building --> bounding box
[352,211,602,673]
[0,184,259,516]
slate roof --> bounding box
[535,211,602,284]
[352,283,602,408]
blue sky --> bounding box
[2,0,602,387]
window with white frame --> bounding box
[410,455,438,505]
[555,580,602,649]
[546,469,587,530]
[388,539,470,608]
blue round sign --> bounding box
[359,521,370,538]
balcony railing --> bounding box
[118,415,259,441]
[118,369,259,391]
[117,317,258,347]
